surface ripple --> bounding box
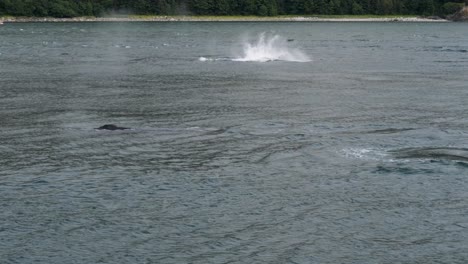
[1,22,468,264]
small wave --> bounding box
[434,60,459,63]
[343,146,468,164]
[374,165,436,175]
[423,46,468,53]
[113,44,132,49]
[364,128,416,134]
[130,57,155,63]
[341,148,389,161]
[389,147,468,162]
[198,57,230,62]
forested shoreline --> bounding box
[0,0,466,18]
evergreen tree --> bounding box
[0,0,463,18]
[352,1,364,14]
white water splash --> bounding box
[233,33,311,62]
[198,57,228,62]
[341,148,391,161]
[198,57,211,62]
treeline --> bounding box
[0,0,466,18]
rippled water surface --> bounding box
[1,22,468,263]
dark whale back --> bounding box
[96,124,129,130]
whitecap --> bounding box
[198,57,214,62]
[341,148,390,161]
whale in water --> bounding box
[96,124,130,130]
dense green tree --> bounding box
[1,0,466,18]
[329,0,342,14]
[284,0,304,14]
[352,1,364,14]
[316,0,330,14]
[376,0,393,15]
[303,0,317,14]
[241,0,257,15]
[214,0,231,15]
[189,0,212,15]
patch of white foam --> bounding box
[341,148,391,161]
[233,33,311,62]
[198,57,213,62]
[198,57,230,62]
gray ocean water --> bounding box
[1,22,468,263]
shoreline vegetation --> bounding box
[1,0,467,23]
[0,15,451,23]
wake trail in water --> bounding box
[199,33,311,63]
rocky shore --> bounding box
[1,15,450,23]
[447,6,468,21]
